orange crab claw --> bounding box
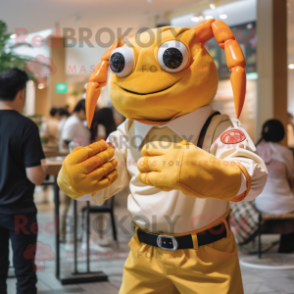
[86,82,101,128]
[85,36,130,128]
[86,60,109,128]
[192,19,247,118]
[231,66,246,118]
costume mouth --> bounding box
[120,82,178,96]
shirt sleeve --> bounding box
[97,124,106,139]
[91,122,131,205]
[211,117,268,202]
[23,122,45,168]
[61,120,77,142]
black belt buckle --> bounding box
[157,235,178,251]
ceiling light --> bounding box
[205,15,214,20]
[210,4,216,9]
[147,0,152,2]
[38,84,45,90]
[220,14,228,20]
[289,64,294,69]
[10,34,16,39]
[191,16,200,22]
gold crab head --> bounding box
[107,27,218,123]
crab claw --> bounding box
[231,66,246,118]
[86,82,100,128]
[85,36,133,128]
[85,60,109,128]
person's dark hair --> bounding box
[58,108,70,117]
[0,68,29,101]
[50,107,58,117]
[90,107,117,141]
[256,119,285,145]
[97,107,117,137]
[73,99,85,113]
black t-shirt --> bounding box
[0,110,45,214]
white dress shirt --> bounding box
[91,105,267,233]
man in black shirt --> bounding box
[0,68,47,294]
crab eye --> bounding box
[109,47,134,77]
[158,40,189,73]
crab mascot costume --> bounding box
[58,20,267,294]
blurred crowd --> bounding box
[40,99,124,150]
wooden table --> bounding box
[44,158,64,281]
[46,159,63,176]
[42,144,69,159]
[45,157,108,285]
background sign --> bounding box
[55,83,68,94]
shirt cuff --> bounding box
[90,191,106,206]
[231,162,252,202]
[237,171,247,196]
[76,194,92,201]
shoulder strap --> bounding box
[197,111,220,149]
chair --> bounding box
[240,212,294,269]
[257,212,294,258]
[82,196,117,241]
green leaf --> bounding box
[0,20,48,83]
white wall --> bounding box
[64,21,154,76]
[24,81,36,116]
[66,45,107,75]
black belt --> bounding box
[137,220,228,251]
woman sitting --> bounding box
[256,119,294,214]
[255,119,294,253]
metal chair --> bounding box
[257,212,294,258]
[240,212,294,269]
[82,196,117,241]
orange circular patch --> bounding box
[220,129,246,144]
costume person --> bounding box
[57,20,267,294]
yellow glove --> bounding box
[57,140,118,200]
[137,140,243,201]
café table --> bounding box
[45,156,108,285]
[43,145,69,159]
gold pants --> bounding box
[119,218,244,294]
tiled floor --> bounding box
[6,193,294,294]
[6,201,131,294]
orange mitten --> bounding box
[57,140,118,200]
[137,140,242,201]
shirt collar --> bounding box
[133,104,213,149]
